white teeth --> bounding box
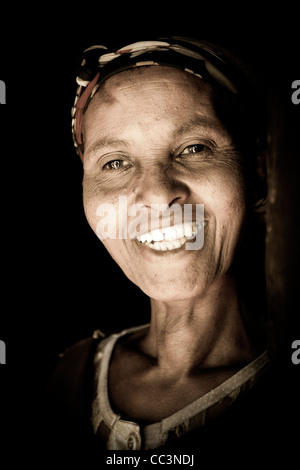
[138,233,147,243]
[149,237,186,251]
[175,225,184,238]
[184,222,193,239]
[136,222,204,251]
[172,238,183,249]
[163,226,177,241]
[151,229,164,242]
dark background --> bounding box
[0,5,299,465]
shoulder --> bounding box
[46,325,144,405]
[45,324,149,430]
[47,330,106,402]
[42,330,107,452]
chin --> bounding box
[134,275,211,302]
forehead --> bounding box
[103,65,209,92]
[82,66,226,149]
[85,66,214,115]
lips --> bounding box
[135,221,206,251]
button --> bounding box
[127,432,141,450]
[168,421,188,439]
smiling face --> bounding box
[81,66,247,301]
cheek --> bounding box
[189,168,247,264]
[83,172,119,233]
[215,180,246,220]
[100,238,145,290]
[215,185,246,243]
[212,181,247,269]
[190,165,246,215]
[82,181,135,242]
[100,239,125,264]
[82,189,99,234]
[83,197,120,242]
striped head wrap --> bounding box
[71,37,263,160]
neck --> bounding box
[141,274,258,376]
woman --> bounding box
[48,37,270,453]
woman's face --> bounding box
[82,66,247,301]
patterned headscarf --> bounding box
[71,37,263,160]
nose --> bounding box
[134,164,190,208]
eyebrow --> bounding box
[85,138,130,157]
[175,115,223,137]
[85,115,225,158]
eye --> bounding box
[103,159,130,171]
[179,144,212,157]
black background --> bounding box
[0,5,299,466]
